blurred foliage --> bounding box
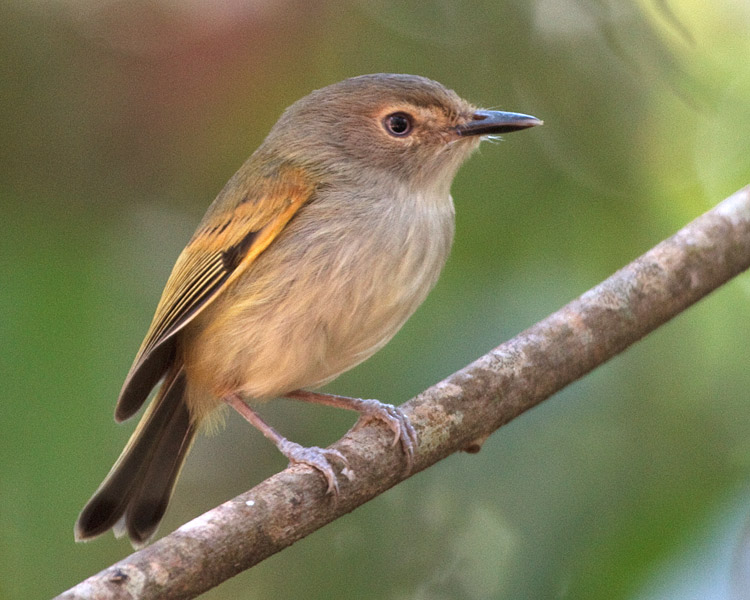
[2,0,750,598]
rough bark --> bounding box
[56,186,750,600]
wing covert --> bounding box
[115,167,316,421]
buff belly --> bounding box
[180,189,454,418]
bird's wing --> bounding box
[115,167,317,421]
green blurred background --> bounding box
[2,0,750,598]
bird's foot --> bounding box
[350,399,418,472]
[277,438,350,495]
[285,390,418,473]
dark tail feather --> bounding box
[75,367,196,546]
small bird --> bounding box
[75,73,541,546]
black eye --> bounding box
[383,112,413,137]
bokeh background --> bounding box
[2,0,750,598]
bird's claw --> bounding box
[353,399,418,472]
[277,439,349,496]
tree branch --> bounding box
[57,186,750,600]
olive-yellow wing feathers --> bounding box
[115,167,317,422]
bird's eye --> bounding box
[383,112,413,137]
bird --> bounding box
[75,73,541,546]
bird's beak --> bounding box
[456,110,543,137]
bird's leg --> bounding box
[224,394,349,495]
[284,390,418,472]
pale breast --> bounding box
[181,185,455,405]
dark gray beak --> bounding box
[456,110,543,136]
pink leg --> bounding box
[284,390,417,471]
[224,394,349,495]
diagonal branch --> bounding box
[56,186,750,600]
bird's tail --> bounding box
[75,367,196,546]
